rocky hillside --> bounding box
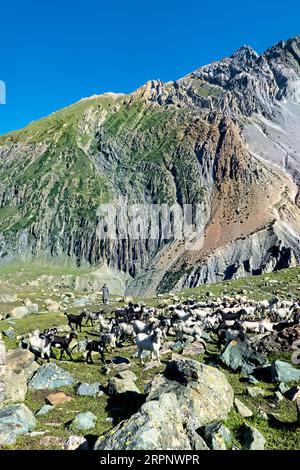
[1,36,300,293]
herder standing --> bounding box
[102,284,109,305]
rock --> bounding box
[115,370,137,382]
[0,294,17,303]
[182,341,205,357]
[28,363,74,390]
[35,404,54,416]
[271,360,300,383]
[2,368,28,403]
[241,375,259,384]
[0,404,36,446]
[108,377,141,396]
[277,382,290,394]
[45,299,61,311]
[76,382,102,397]
[94,393,192,450]
[242,425,266,450]
[149,357,234,428]
[6,349,35,374]
[9,303,38,319]
[234,398,253,418]
[285,386,300,401]
[21,361,40,382]
[171,341,184,353]
[2,329,15,339]
[258,410,268,420]
[39,435,64,449]
[274,391,284,402]
[200,422,232,450]
[246,386,266,398]
[9,306,29,319]
[64,435,89,450]
[220,339,267,374]
[70,412,97,431]
[46,392,73,406]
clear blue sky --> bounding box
[0,0,299,135]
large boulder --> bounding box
[2,369,28,404]
[220,339,267,374]
[270,360,300,383]
[94,393,193,450]
[148,356,234,428]
[28,363,74,390]
[0,404,36,446]
[6,349,35,374]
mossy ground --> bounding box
[0,264,300,450]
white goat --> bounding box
[135,328,162,364]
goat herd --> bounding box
[23,295,300,368]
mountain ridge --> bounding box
[1,35,300,294]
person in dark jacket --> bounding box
[102,284,109,304]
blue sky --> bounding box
[0,0,299,135]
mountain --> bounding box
[1,36,300,294]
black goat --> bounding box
[64,312,85,332]
[85,339,106,364]
[50,331,78,360]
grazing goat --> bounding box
[135,328,162,364]
[64,312,85,332]
[50,331,78,360]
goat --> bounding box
[217,321,245,349]
[98,314,114,333]
[115,322,136,343]
[100,332,117,351]
[85,310,101,327]
[50,331,78,360]
[135,328,162,364]
[26,331,52,362]
[85,339,105,364]
[64,312,85,332]
[132,320,152,335]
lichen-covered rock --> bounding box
[94,393,192,450]
[107,377,140,396]
[6,349,35,373]
[270,360,300,383]
[35,404,54,416]
[151,357,234,428]
[200,422,232,450]
[28,363,74,390]
[76,382,102,397]
[220,340,267,374]
[70,412,97,431]
[0,404,36,446]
